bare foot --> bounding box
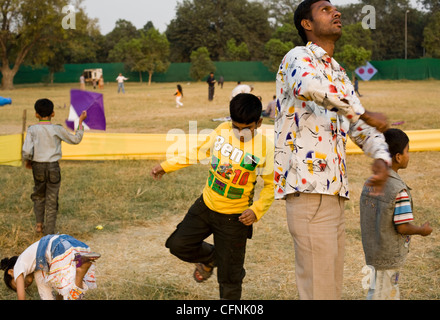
[35,223,43,233]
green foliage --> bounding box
[1,0,439,90]
[224,39,250,61]
[335,22,374,54]
[189,47,216,81]
[270,23,302,46]
[264,39,293,72]
[356,0,426,60]
[423,11,440,58]
[45,5,102,83]
[166,0,272,62]
[0,0,68,89]
[109,28,170,85]
[334,44,371,76]
[262,0,300,27]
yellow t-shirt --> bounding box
[160,122,274,220]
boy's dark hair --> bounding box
[383,128,409,157]
[294,0,330,44]
[230,93,262,124]
[34,98,54,117]
[1,256,18,291]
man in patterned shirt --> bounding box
[275,0,392,299]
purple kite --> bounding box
[66,89,106,131]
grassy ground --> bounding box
[0,80,439,300]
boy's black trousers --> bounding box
[31,161,61,235]
[166,195,252,300]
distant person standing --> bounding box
[207,72,216,101]
[98,75,104,89]
[218,75,224,89]
[175,84,184,108]
[354,77,362,97]
[79,74,85,90]
[116,73,128,94]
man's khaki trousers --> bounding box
[286,193,346,300]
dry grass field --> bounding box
[0,80,439,300]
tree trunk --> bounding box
[1,67,16,90]
[148,71,153,86]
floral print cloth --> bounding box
[274,42,391,200]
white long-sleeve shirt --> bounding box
[22,122,84,162]
[274,42,391,200]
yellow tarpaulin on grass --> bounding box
[0,134,22,167]
[2,128,440,166]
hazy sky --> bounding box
[81,0,361,35]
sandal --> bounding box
[193,263,213,283]
[74,252,101,268]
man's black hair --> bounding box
[383,128,409,157]
[34,98,54,117]
[294,0,330,44]
[229,93,262,125]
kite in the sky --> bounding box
[66,89,106,131]
[355,61,378,81]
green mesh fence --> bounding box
[369,58,440,80]
[2,59,440,85]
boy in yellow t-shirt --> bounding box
[151,93,274,300]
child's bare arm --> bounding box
[78,111,87,128]
[151,164,166,180]
[396,222,432,236]
[15,274,26,300]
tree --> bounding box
[141,28,170,85]
[264,38,293,72]
[262,0,300,27]
[104,19,140,62]
[0,0,67,89]
[417,0,440,12]
[109,27,170,85]
[357,0,426,60]
[224,39,250,61]
[45,3,101,83]
[189,47,215,81]
[270,23,302,45]
[334,44,371,83]
[423,11,440,58]
[335,22,374,55]
[166,0,272,62]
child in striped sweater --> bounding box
[360,128,432,300]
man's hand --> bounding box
[366,159,389,196]
[239,209,257,226]
[360,110,389,133]
[151,164,166,180]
